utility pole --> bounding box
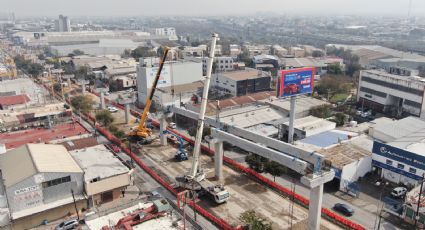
[71,189,80,220]
[414,173,425,228]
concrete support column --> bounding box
[100,92,105,109]
[67,78,71,88]
[124,104,131,124]
[160,116,167,146]
[308,184,324,230]
[214,140,224,182]
[288,96,296,143]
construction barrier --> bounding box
[88,89,365,230]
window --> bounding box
[409,168,417,174]
[360,86,387,98]
[404,99,422,109]
[386,159,393,165]
[42,176,71,188]
[397,163,404,169]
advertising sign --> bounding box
[372,141,425,171]
[279,67,315,97]
[146,66,171,87]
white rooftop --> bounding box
[265,96,329,115]
[283,115,335,131]
[70,145,129,182]
[219,105,285,128]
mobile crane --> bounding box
[176,33,230,204]
[129,47,169,141]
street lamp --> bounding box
[374,181,389,229]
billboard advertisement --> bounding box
[279,67,315,97]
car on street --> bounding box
[168,122,177,129]
[107,106,119,113]
[391,187,407,198]
[55,219,78,230]
[333,203,354,216]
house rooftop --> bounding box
[220,68,269,81]
[69,145,129,183]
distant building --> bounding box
[279,116,336,140]
[289,47,306,58]
[136,59,202,105]
[357,69,425,119]
[202,56,234,75]
[0,94,30,110]
[229,44,241,58]
[252,54,280,70]
[55,15,71,32]
[271,45,288,57]
[212,68,271,97]
[0,144,86,229]
[69,145,131,206]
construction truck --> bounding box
[162,130,188,161]
[129,47,169,141]
[176,33,230,204]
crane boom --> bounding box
[130,47,169,139]
[188,33,219,179]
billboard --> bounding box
[279,67,315,97]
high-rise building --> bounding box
[55,15,71,32]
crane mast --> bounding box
[129,47,169,139]
[187,33,219,180]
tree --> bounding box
[245,153,268,173]
[157,46,165,57]
[312,50,324,57]
[188,125,211,139]
[53,83,62,92]
[265,161,286,182]
[72,49,85,56]
[327,63,343,75]
[122,49,132,58]
[37,53,46,60]
[71,95,95,114]
[239,210,272,230]
[75,66,89,80]
[310,105,332,118]
[334,112,347,126]
[96,110,115,127]
[131,46,157,60]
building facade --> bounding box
[202,56,234,75]
[212,68,271,97]
[357,69,425,119]
[136,60,202,105]
[0,144,85,229]
[55,15,71,32]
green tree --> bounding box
[312,50,324,57]
[310,105,332,118]
[245,153,268,173]
[75,66,89,80]
[328,63,343,75]
[265,161,286,182]
[188,126,211,139]
[72,49,85,56]
[96,110,115,127]
[71,95,95,114]
[131,46,157,60]
[334,112,347,126]
[53,83,62,92]
[157,46,165,57]
[122,49,132,58]
[239,210,272,230]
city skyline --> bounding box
[2,0,425,17]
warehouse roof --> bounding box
[69,145,129,183]
[371,116,425,143]
[265,96,329,115]
[283,115,335,132]
[0,144,82,187]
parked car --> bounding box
[55,219,78,230]
[391,187,407,198]
[107,106,119,113]
[168,122,177,129]
[333,203,354,216]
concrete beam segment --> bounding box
[300,171,335,188]
[213,139,224,182]
[211,128,308,174]
[124,104,131,124]
[160,116,167,146]
[308,184,324,230]
[78,80,89,94]
[171,106,323,166]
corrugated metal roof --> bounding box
[0,144,82,187]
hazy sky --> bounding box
[2,0,425,17]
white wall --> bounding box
[212,74,237,96]
[339,156,372,192]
